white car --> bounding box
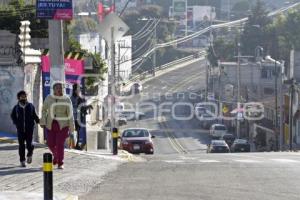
[209,124,227,138]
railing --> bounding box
[125,50,207,84]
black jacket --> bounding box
[11,103,39,133]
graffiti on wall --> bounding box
[0,69,14,104]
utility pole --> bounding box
[279,68,283,151]
[49,20,65,90]
[110,26,116,130]
[288,81,295,151]
[205,58,209,102]
[185,0,188,36]
[118,43,121,87]
[274,60,278,151]
[153,22,157,76]
[227,0,230,21]
[237,41,241,139]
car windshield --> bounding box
[122,130,149,138]
[212,140,226,146]
[214,126,226,131]
[223,135,234,139]
[235,139,248,144]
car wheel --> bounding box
[145,151,154,155]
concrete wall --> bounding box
[0,65,24,133]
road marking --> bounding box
[168,73,202,93]
[234,159,262,163]
[165,160,185,163]
[270,159,300,163]
[198,159,220,163]
[159,116,188,154]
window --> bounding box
[264,88,274,95]
[261,69,272,79]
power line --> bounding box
[133,19,160,41]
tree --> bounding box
[231,0,251,19]
[0,0,48,38]
[207,38,236,67]
[240,0,270,56]
[267,8,300,63]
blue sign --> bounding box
[36,0,73,20]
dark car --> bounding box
[120,128,155,154]
[199,113,216,129]
[131,82,142,94]
[222,134,236,147]
[119,110,145,121]
[231,139,251,152]
[207,140,230,153]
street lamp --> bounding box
[265,55,283,151]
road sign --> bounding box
[173,0,187,16]
[36,0,73,20]
[222,106,229,114]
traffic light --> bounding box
[19,20,31,62]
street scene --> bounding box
[1,0,300,199]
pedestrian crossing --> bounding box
[161,154,300,165]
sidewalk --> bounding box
[0,142,130,199]
[0,132,17,143]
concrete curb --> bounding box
[0,191,78,200]
[0,137,17,144]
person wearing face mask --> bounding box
[10,91,40,167]
[40,82,75,169]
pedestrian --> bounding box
[40,82,75,169]
[70,83,92,150]
[10,91,39,167]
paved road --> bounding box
[81,60,300,200]
[120,59,210,155]
[82,152,300,200]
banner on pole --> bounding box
[36,0,73,20]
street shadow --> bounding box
[0,145,19,151]
[0,144,45,151]
[0,167,42,176]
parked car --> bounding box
[120,128,155,154]
[194,106,206,117]
[119,110,145,121]
[117,117,127,126]
[209,124,227,139]
[222,134,235,147]
[207,140,230,153]
[199,113,216,129]
[131,82,143,94]
[231,139,251,152]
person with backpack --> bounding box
[11,91,39,167]
[40,82,75,169]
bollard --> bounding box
[43,153,53,200]
[112,127,119,155]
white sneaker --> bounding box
[57,164,64,170]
